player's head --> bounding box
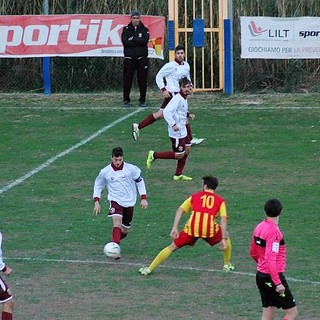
[202,176,219,191]
[264,199,283,217]
[175,45,185,62]
[111,147,124,168]
[130,10,141,26]
[179,77,192,95]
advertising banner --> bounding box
[241,16,320,59]
[0,14,165,59]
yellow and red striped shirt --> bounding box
[180,190,227,238]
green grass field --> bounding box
[0,92,319,319]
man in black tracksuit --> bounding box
[121,10,150,107]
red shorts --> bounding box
[108,201,134,228]
[174,228,222,248]
[0,276,12,303]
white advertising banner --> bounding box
[241,16,320,59]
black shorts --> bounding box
[256,271,296,310]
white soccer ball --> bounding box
[103,242,121,258]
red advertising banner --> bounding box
[0,14,165,59]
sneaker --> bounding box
[139,267,151,275]
[132,123,139,141]
[173,174,193,181]
[139,102,147,108]
[146,150,154,169]
[123,101,130,107]
[190,137,205,146]
[223,263,235,272]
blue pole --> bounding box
[43,57,51,95]
[43,0,51,95]
[224,19,233,95]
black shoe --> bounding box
[139,102,146,107]
[123,101,130,107]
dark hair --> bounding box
[130,10,140,17]
[179,76,192,87]
[112,147,124,157]
[175,44,185,52]
[264,199,283,217]
[202,176,219,190]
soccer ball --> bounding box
[103,242,121,258]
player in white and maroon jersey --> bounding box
[250,199,298,320]
[132,45,204,146]
[146,77,194,181]
[0,231,14,320]
[93,147,148,256]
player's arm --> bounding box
[92,171,106,215]
[135,176,148,209]
[155,64,176,95]
[163,98,179,130]
[171,197,191,239]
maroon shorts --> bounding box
[174,228,222,248]
[170,136,191,153]
[0,276,12,303]
[108,201,134,228]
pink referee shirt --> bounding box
[250,219,286,286]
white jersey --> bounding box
[93,162,146,208]
[0,232,5,271]
[155,60,191,93]
[163,93,188,139]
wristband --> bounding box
[94,197,100,203]
[2,266,7,272]
[141,195,147,200]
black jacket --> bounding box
[121,22,150,60]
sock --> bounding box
[2,312,13,320]
[186,122,192,141]
[148,246,173,272]
[112,227,121,244]
[175,155,187,176]
[223,238,232,265]
[138,114,156,130]
[120,232,127,240]
[154,151,175,159]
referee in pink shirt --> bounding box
[250,199,298,320]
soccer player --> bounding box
[139,176,234,275]
[121,10,150,107]
[250,199,298,320]
[0,231,14,320]
[145,77,194,181]
[93,147,148,258]
[132,44,204,145]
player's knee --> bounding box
[153,110,163,119]
[175,153,185,160]
[3,299,14,313]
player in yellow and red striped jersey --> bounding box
[139,176,234,275]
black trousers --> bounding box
[123,56,149,103]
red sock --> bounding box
[175,155,187,176]
[2,312,13,320]
[186,122,192,140]
[138,114,156,130]
[112,227,121,244]
[154,151,175,159]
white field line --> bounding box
[0,109,143,195]
[6,256,320,286]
